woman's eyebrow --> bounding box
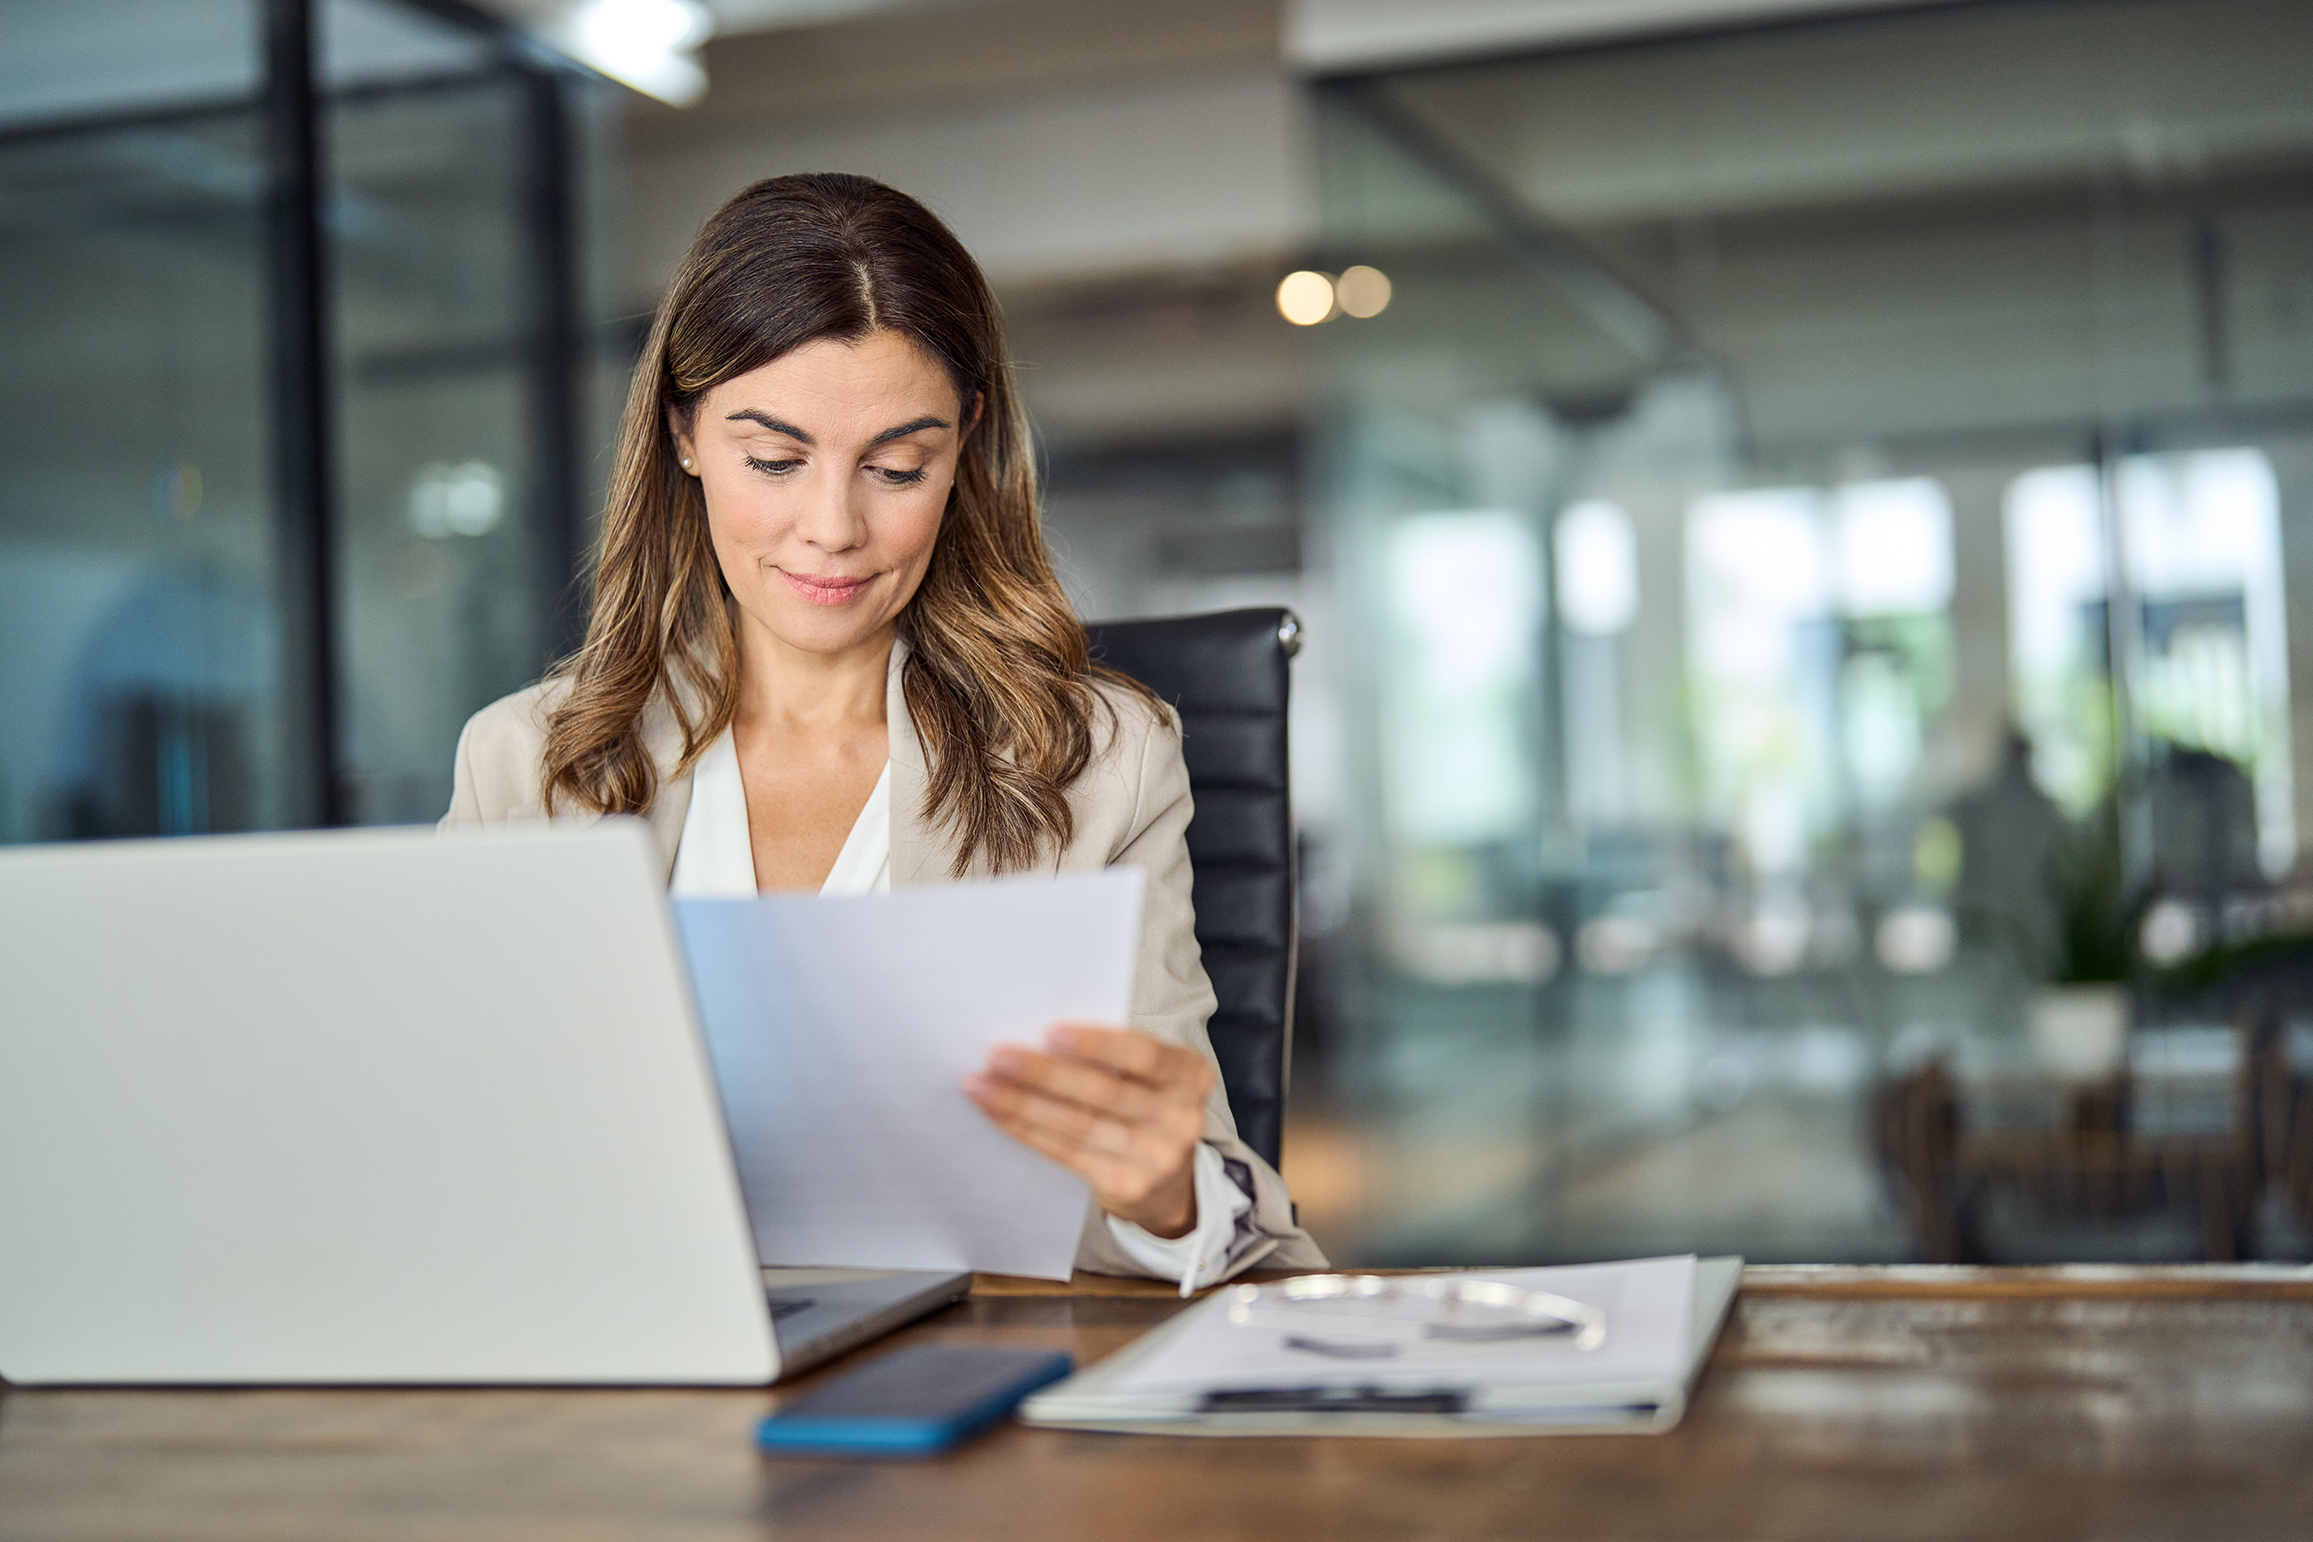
[867,415,951,447]
[720,411,949,448]
[725,409,813,443]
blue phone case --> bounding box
[756,1345,1075,1457]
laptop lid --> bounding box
[0,820,779,1386]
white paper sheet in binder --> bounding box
[1023,1255,1742,1436]
[673,869,1144,1281]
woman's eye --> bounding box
[871,465,929,487]
[744,455,802,476]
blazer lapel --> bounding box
[639,692,695,885]
[886,638,948,888]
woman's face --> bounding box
[671,328,969,662]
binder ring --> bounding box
[1225,1274,1606,1351]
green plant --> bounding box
[2050,793,2142,985]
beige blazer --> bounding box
[438,643,1326,1280]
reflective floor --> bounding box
[1279,954,2313,1270]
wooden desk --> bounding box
[5,1266,2312,1541]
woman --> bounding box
[440,172,1323,1289]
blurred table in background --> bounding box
[5,1266,2312,1541]
[1879,1015,2313,1262]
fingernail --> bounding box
[962,1072,992,1098]
[989,1046,1026,1073]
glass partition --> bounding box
[0,5,280,841]
[1304,0,2313,1265]
[0,0,604,841]
[323,0,562,825]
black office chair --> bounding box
[1084,607,1300,1170]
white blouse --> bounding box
[668,729,890,900]
[665,727,1249,1293]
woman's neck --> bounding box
[731,615,894,737]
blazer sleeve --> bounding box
[1066,702,1329,1279]
[435,682,559,830]
[438,711,488,829]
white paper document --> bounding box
[673,869,1143,1281]
[1023,1255,1738,1436]
[1110,1254,1693,1398]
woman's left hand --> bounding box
[963,1023,1212,1238]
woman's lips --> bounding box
[779,570,873,606]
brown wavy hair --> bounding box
[540,172,1156,873]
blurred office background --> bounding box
[9,0,2313,1268]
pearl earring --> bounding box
[680,456,694,471]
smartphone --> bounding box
[755,1345,1075,1458]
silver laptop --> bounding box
[0,820,966,1386]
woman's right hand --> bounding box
[963,1023,1213,1238]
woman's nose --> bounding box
[795,468,868,553]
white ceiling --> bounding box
[1386,0,2313,226]
[1282,0,1957,73]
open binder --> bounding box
[1021,1255,1741,1437]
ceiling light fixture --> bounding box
[1336,264,1392,318]
[557,0,713,105]
[1277,270,1336,327]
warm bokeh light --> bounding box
[1276,270,1336,326]
[1335,264,1392,318]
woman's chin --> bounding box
[741,595,896,658]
